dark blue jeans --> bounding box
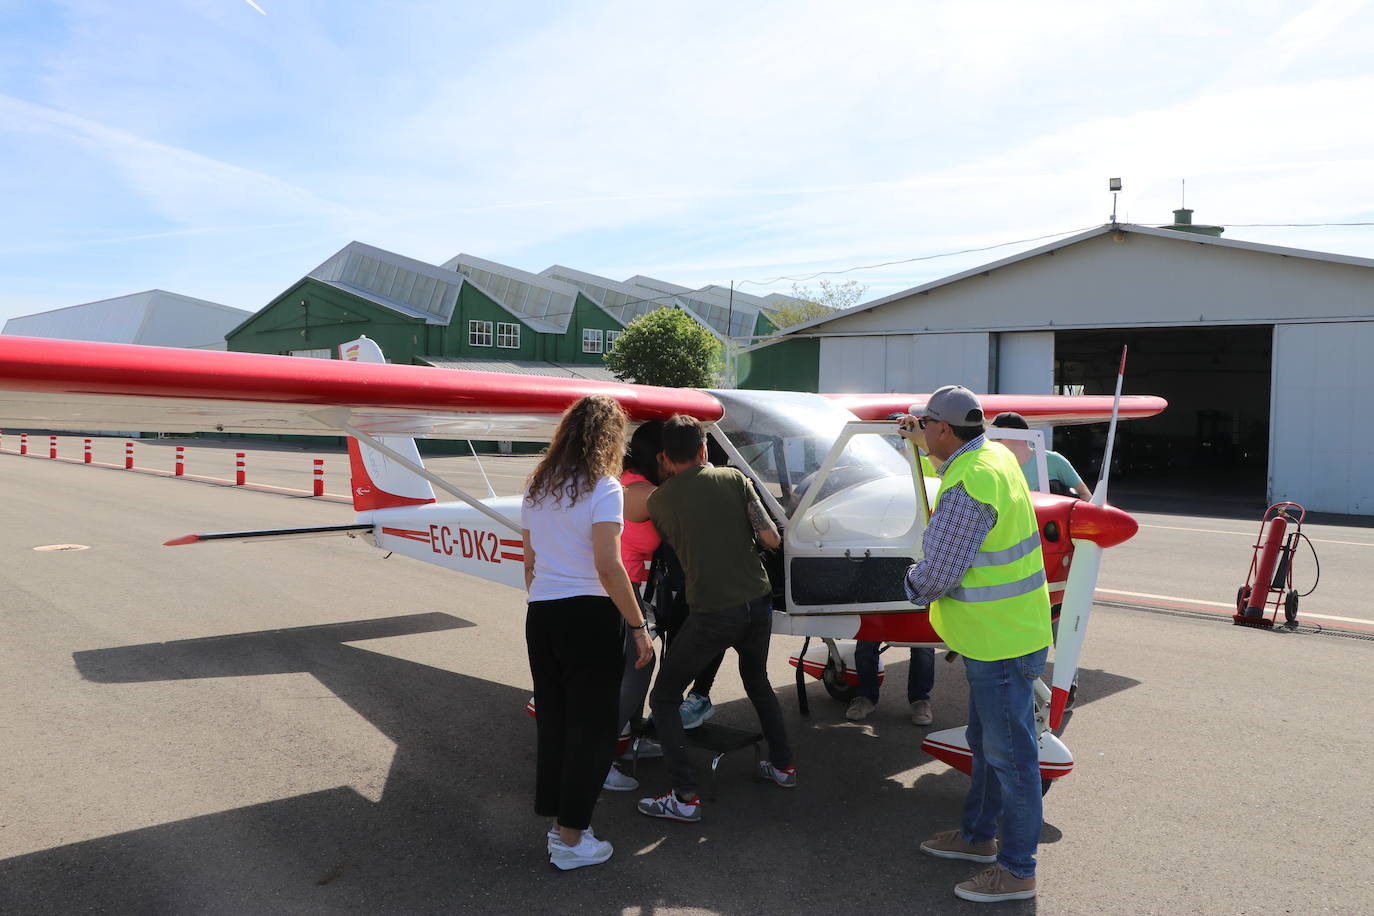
[649,594,792,796]
[961,646,1048,879]
[855,642,934,703]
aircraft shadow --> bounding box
[0,619,1125,914]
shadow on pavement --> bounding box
[0,617,1096,915]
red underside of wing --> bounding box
[0,336,723,422]
[825,393,1166,426]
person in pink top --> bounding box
[604,421,665,792]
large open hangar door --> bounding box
[1053,326,1272,506]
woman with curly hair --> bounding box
[522,394,654,870]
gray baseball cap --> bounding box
[913,385,985,426]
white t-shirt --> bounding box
[521,475,623,602]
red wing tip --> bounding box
[1048,687,1069,730]
[163,534,201,546]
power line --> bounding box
[734,225,1101,288]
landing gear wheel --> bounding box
[1236,585,1251,615]
[822,659,857,702]
[1284,590,1299,626]
[1041,778,1053,797]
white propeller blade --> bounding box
[1049,346,1126,729]
[1049,539,1100,729]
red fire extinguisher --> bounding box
[1234,503,1314,628]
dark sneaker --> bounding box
[954,865,1037,902]
[910,698,933,726]
[757,760,798,787]
[549,830,613,871]
[637,791,702,823]
[919,829,998,863]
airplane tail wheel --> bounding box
[1284,589,1299,626]
[1236,585,1251,614]
[822,659,857,702]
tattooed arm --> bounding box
[746,491,782,550]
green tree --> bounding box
[768,279,868,328]
[604,307,722,387]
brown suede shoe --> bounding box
[919,829,998,863]
[954,865,1037,903]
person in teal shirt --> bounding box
[990,413,1091,500]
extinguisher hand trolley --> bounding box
[1234,502,1312,628]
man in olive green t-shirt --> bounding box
[636,416,796,824]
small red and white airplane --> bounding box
[0,334,1162,790]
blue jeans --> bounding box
[961,646,1048,879]
[855,642,934,703]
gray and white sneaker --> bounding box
[637,791,702,822]
[910,698,933,726]
[624,736,663,759]
[679,692,714,729]
[846,696,876,721]
[549,830,613,871]
[757,760,798,788]
[547,824,597,851]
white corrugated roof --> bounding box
[2,290,251,349]
[444,253,580,333]
[309,242,462,325]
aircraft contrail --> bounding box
[243,0,266,13]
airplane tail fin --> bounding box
[339,337,436,512]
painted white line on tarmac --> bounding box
[1140,523,1374,549]
[1098,588,1373,625]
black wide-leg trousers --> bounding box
[526,595,625,830]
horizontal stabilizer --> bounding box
[164,524,374,546]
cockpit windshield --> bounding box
[708,389,912,515]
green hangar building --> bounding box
[227,241,781,379]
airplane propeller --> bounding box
[1048,346,1127,730]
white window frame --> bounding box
[496,321,521,349]
[582,328,604,354]
[469,320,493,347]
[605,330,622,350]
[288,348,332,359]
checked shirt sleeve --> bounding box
[903,483,997,608]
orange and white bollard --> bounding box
[313,459,324,497]
[175,445,185,476]
[125,441,134,469]
[84,439,92,464]
[236,452,246,486]
[21,433,28,455]
[49,436,57,459]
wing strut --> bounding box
[340,422,520,534]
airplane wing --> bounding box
[825,393,1166,426]
[0,336,723,442]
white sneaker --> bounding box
[549,830,613,871]
[546,823,597,850]
[603,765,639,792]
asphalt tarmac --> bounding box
[2,442,1372,915]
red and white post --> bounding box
[20,433,28,455]
[175,446,185,476]
[125,441,134,469]
[313,459,324,497]
[49,436,57,459]
[235,452,246,486]
[84,439,92,464]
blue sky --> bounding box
[2,0,1373,323]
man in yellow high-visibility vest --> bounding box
[896,386,1052,905]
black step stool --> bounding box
[629,721,763,800]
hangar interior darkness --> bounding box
[1052,326,1273,505]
